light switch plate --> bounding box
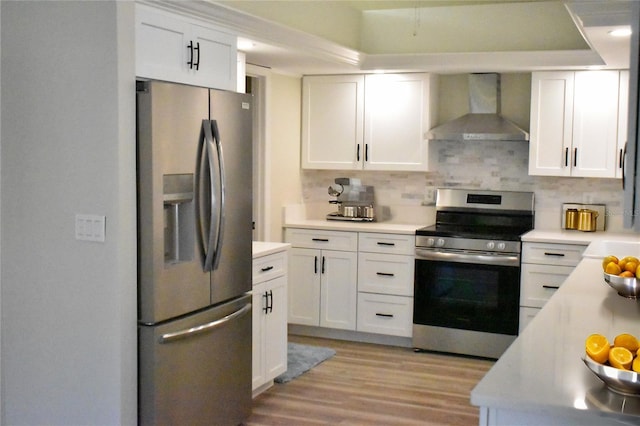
[75,214,106,242]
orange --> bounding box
[633,357,640,373]
[620,271,635,278]
[609,346,633,370]
[586,334,610,364]
[614,333,640,352]
[637,267,640,279]
[622,256,640,265]
[605,262,622,275]
[619,259,628,271]
[625,262,638,274]
[602,255,620,270]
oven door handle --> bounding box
[415,248,520,267]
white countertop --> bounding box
[252,241,290,258]
[283,218,421,235]
[521,229,638,245]
[471,255,640,422]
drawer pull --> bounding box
[376,272,395,277]
[542,285,560,290]
[260,266,274,272]
[543,252,565,257]
[377,242,395,246]
[312,238,329,242]
[376,313,394,318]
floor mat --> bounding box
[274,342,336,383]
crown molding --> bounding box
[361,50,605,74]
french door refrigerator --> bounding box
[136,80,253,426]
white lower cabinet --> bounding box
[252,248,288,395]
[285,229,358,330]
[285,228,415,338]
[356,232,414,337]
[519,241,587,333]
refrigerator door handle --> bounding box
[196,120,217,271]
[158,303,252,344]
[210,120,226,270]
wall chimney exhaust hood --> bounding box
[427,73,529,142]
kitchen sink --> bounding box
[583,238,640,259]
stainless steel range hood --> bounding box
[428,74,529,142]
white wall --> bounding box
[267,73,303,241]
[0,2,136,424]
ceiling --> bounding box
[167,0,635,75]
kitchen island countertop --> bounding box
[471,251,640,425]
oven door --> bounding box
[413,248,520,336]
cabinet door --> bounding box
[136,6,191,84]
[363,73,436,171]
[252,284,267,390]
[572,71,620,178]
[264,276,288,382]
[301,75,364,170]
[320,250,358,330]
[288,248,321,326]
[189,24,237,91]
[529,72,574,176]
[617,70,629,179]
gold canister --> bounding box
[577,209,599,232]
[565,208,578,230]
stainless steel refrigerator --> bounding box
[136,80,253,426]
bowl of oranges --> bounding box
[602,255,640,299]
[584,333,640,395]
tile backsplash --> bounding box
[301,140,626,231]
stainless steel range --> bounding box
[413,188,534,359]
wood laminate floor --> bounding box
[246,334,495,426]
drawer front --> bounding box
[520,263,575,308]
[522,242,586,267]
[284,228,357,251]
[358,232,415,255]
[357,253,414,296]
[519,306,540,334]
[357,293,413,337]
[252,251,287,285]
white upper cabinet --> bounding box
[363,74,437,171]
[301,73,437,171]
[135,4,237,91]
[301,75,365,170]
[529,71,622,178]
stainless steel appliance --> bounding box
[427,73,529,142]
[624,1,640,232]
[136,80,253,426]
[413,188,534,359]
[326,177,375,221]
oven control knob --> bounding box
[497,242,506,251]
[486,241,495,250]
[436,238,445,247]
[427,238,435,246]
